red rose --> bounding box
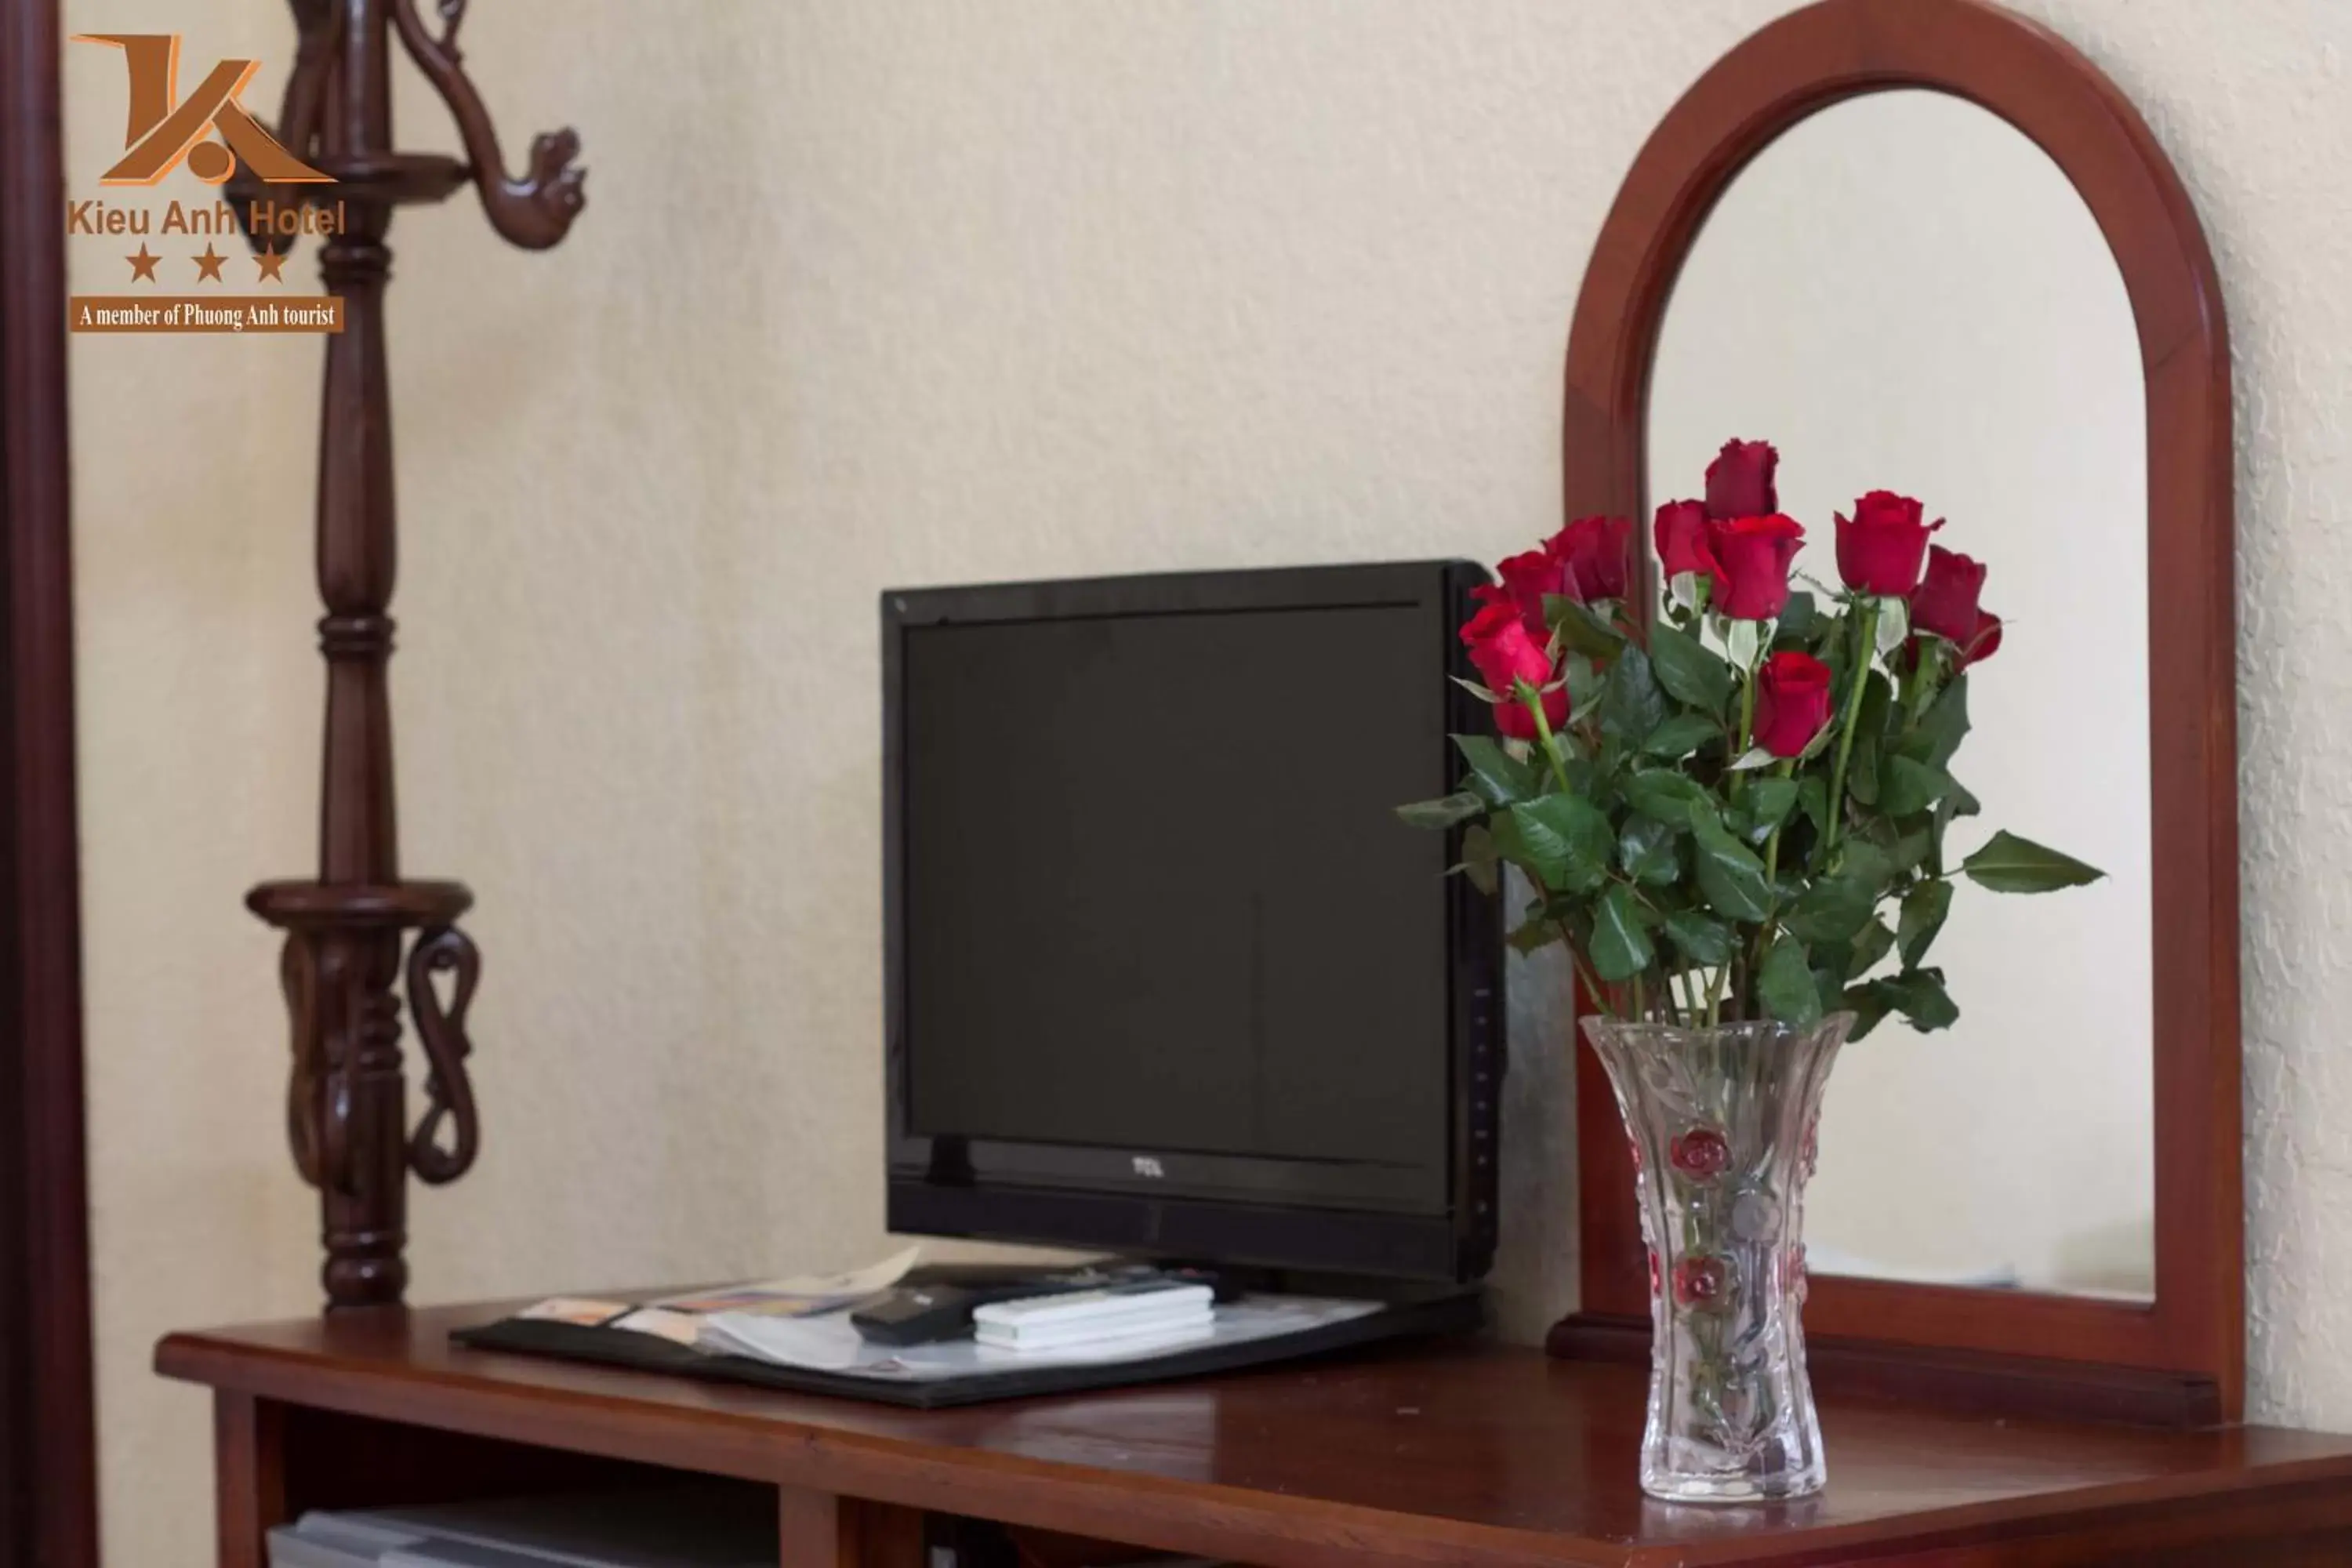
[1900,608,2002,674]
[1548,514,1632,603]
[1653,499,1717,582]
[1835,490,1939,597]
[1910,545,1987,644]
[1704,439,1778,521]
[1959,609,2002,667]
[1707,514,1805,620]
[1459,602,1566,739]
[1469,549,1567,638]
[1753,650,1833,757]
[1460,601,1548,691]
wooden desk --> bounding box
[159,1298,2352,1566]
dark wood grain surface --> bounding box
[1554,0,2242,1424]
[0,0,100,1563]
[159,1302,2352,1567]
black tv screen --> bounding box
[884,564,1501,1280]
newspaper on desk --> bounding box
[695,1293,1384,1384]
[516,1247,926,1349]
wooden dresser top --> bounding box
[159,1299,2352,1567]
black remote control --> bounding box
[850,1281,1075,1346]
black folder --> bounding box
[454,1289,1481,1410]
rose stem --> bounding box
[1820,598,1882,856]
[1761,757,1798,889]
[1732,648,1757,804]
[1517,679,1577,798]
[1750,757,1802,981]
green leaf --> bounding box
[1589,885,1657,983]
[1875,967,1959,1031]
[1508,793,1615,894]
[1777,590,1818,644]
[1857,668,1894,742]
[1880,756,1954,818]
[1453,735,1537,806]
[1945,778,1981,818]
[1897,878,1954,967]
[1899,673,1971,770]
[1758,935,1824,1026]
[1626,768,1708,826]
[1740,776,1799,841]
[1647,622,1732,714]
[1618,816,1681,886]
[1813,963,1848,1022]
[1545,596,1626,659]
[1457,824,1500,896]
[1508,916,1559,955]
[1687,801,1773,922]
[1396,791,1488,830]
[1832,840,1899,895]
[1662,909,1734,967]
[1961,830,2105,894]
[1848,732,1882,807]
[1564,652,1606,723]
[1642,711,1721,760]
[1888,829,1933,873]
[1797,777,1831,841]
[1848,917,1896,979]
[1599,645,1668,746]
[1841,984,1892,1040]
[1782,876,1876,946]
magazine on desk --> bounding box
[505,1248,1381,1384]
[463,1247,1480,1408]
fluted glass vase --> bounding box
[1582,1012,1853,1504]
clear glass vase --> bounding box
[1582,1012,1854,1503]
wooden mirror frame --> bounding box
[1546,0,2241,1426]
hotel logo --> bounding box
[67,32,343,334]
[75,34,331,186]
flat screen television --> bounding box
[883,562,1503,1282]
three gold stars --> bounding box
[121,241,295,285]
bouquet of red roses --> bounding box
[1400,439,2100,1034]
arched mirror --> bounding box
[1553,0,2238,1422]
[1645,90,2154,1300]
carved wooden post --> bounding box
[241,0,583,1309]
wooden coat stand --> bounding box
[238,0,585,1309]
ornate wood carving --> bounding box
[240,0,585,1308]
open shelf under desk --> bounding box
[159,1294,2352,1567]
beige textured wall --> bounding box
[65,2,2351,1562]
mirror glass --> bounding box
[1646,90,2153,1299]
